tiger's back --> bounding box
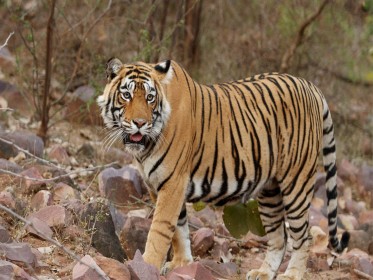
[97,59,349,280]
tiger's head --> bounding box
[97,58,172,154]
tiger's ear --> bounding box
[154,60,173,84]
[106,57,123,82]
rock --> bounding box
[26,216,53,240]
[0,260,34,280]
[188,216,204,229]
[360,163,373,193]
[0,130,44,159]
[0,242,37,267]
[193,206,217,228]
[210,236,231,262]
[0,159,23,174]
[338,159,359,182]
[98,166,144,205]
[25,164,74,186]
[81,202,126,262]
[0,190,15,209]
[309,205,328,233]
[199,259,238,279]
[127,208,150,219]
[166,262,216,280]
[72,255,108,280]
[65,85,101,125]
[100,147,133,166]
[127,250,160,280]
[63,225,87,242]
[53,182,77,201]
[27,205,67,227]
[94,255,131,280]
[192,228,215,257]
[342,248,373,276]
[48,145,71,165]
[307,253,330,272]
[20,167,45,194]
[109,203,128,236]
[215,223,230,237]
[0,225,12,243]
[30,190,52,210]
[120,216,151,259]
[77,143,96,159]
[358,210,373,225]
[338,214,359,231]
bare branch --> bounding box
[280,0,330,72]
[0,161,118,183]
[353,269,373,280]
[0,204,109,280]
[0,32,14,51]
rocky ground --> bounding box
[0,84,372,280]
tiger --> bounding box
[97,58,350,280]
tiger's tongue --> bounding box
[130,133,143,142]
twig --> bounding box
[280,0,330,72]
[0,161,118,183]
[0,108,14,111]
[0,204,109,280]
[0,136,61,169]
[353,269,373,280]
[0,32,14,51]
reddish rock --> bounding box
[192,228,215,257]
[0,130,44,159]
[210,236,231,262]
[0,225,12,243]
[63,225,87,241]
[194,206,217,228]
[94,255,131,280]
[20,167,45,194]
[358,210,373,225]
[199,259,238,279]
[342,248,373,276]
[338,159,359,182]
[166,262,216,280]
[0,190,15,209]
[48,144,71,165]
[98,166,144,205]
[30,190,52,210]
[127,250,160,280]
[101,147,133,166]
[119,216,151,259]
[360,164,373,193]
[26,216,53,240]
[53,182,77,201]
[0,260,34,280]
[27,205,67,227]
[188,216,204,229]
[72,255,109,280]
[215,223,230,237]
[0,242,37,267]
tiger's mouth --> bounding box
[123,132,146,146]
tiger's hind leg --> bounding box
[247,181,287,280]
[161,204,193,275]
[276,172,317,280]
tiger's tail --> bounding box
[322,99,350,253]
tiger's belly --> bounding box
[186,176,265,206]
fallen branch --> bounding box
[0,161,118,183]
[0,204,109,280]
[280,0,330,72]
[0,31,14,51]
[353,269,373,280]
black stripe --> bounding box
[323,145,336,155]
[148,132,176,176]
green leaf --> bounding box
[223,200,265,239]
[192,201,207,212]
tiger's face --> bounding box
[97,58,172,154]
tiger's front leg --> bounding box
[161,204,193,275]
[142,177,189,270]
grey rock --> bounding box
[0,130,44,159]
[0,159,23,174]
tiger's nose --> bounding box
[133,118,146,128]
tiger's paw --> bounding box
[246,269,272,280]
[160,259,193,275]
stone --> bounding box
[358,210,373,225]
[338,159,359,182]
[30,190,52,210]
[101,147,133,166]
[120,216,151,259]
[192,228,215,257]
[53,182,77,201]
[210,236,232,262]
[26,216,53,240]
[338,214,359,231]
[98,166,144,205]
[348,229,372,252]
[94,255,131,280]
[25,163,74,186]
[0,190,15,209]
[0,242,37,267]
[81,202,126,262]
[0,225,12,243]
[65,85,101,125]
[27,205,67,227]
[0,159,23,174]
[309,205,328,233]
[48,145,71,165]
[20,167,45,194]
[0,130,44,159]
[193,206,217,228]
[77,143,96,159]
[63,225,87,242]
[199,259,238,279]
[127,250,160,280]
[215,223,230,237]
[166,262,216,280]
[360,163,373,193]
[0,260,34,280]
[72,255,108,280]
